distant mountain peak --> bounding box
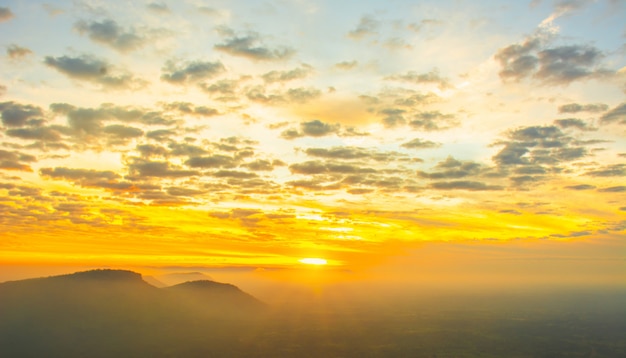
[61,269,143,282]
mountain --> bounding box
[154,271,214,286]
[0,269,264,358]
[165,280,266,316]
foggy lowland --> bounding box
[0,0,624,357]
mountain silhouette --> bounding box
[152,271,214,286]
[0,269,265,358]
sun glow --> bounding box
[299,258,327,265]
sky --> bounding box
[0,0,624,284]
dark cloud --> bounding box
[213,170,257,179]
[289,160,376,175]
[301,119,339,136]
[348,16,379,39]
[286,87,321,103]
[0,149,36,172]
[305,147,371,160]
[6,126,64,142]
[499,209,522,215]
[585,164,626,177]
[535,45,604,84]
[0,101,43,127]
[430,180,503,191]
[6,44,33,60]
[599,103,626,125]
[44,55,144,89]
[495,36,609,85]
[75,19,145,52]
[558,102,608,113]
[493,125,588,167]
[185,155,236,168]
[128,159,199,178]
[200,79,239,96]
[40,167,119,184]
[167,142,207,157]
[167,187,204,197]
[103,124,143,138]
[281,119,339,139]
[379,108,406,127]
[401,138,440,149]
[48,103,175,141]
[554,118,593,131]
[161,59,225,84]
[241,159,281,171]
[245,85,320,105]
[408,111,456,131]
[215,31,294,61]
[564,184,595,190]
[495,38,541,82]
[261,65,312,83]
[418,157,482,179]
[0,7,14,22]
[385,69,450,89]
[598,186,626,192]
[162,102,218,117]
[136,144,167,157]
[146,129,177,142]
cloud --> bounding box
[44,55,145,90]
[147,2,170,14]
[6,44,33,60]
[418,157,483,179]
[40,167,120,182]
[289,160,376,175]
[241,159,283,171]
[558,102,608,113]
[215,31,294,61]
[212,170,257,179]
[554,118,593,131]
[75,19,145,52]
[245,85,320,105]
[598,186,626,192]
[0,101,43,127]
[162,102,218,117]
[335,61,358,70]
[495,38,541,82]
[161,59,225,84]
[348,16,379,39]
[585,164,626,177]
[103,124,143,138]
[495,36,610,85]
[185,155,236,168]
[564,184,595,190]
[0,149,36,172]
[599,103,626,125]
[386,69,450,89]
[200,79,239,96]
[0,7,14,22]
[401,138,440,149]
[281,119,339,139]
[5,126,65,142]
[128,159,199,178]
[493,125,588,167]
[261,65,312,83]
[379,108,406,127]
[408,111,456,131]
[430,180,503,191]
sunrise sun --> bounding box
[299,258,327,265]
